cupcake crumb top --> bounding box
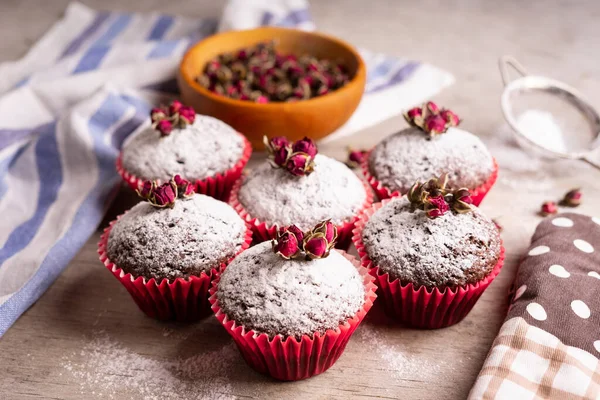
[361,197,501,288]
[237,154,366,230]
[107,194,247,281]
[217,242,365,338]
[368,127,494,193]
[121,115,245,181]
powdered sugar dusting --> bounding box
[61,334,240,400]
[218,242,365,338]
[361,197,501,288]
[237,154,366,230]
[368,127,494,193]
[107,194,247,280]
[121,115,245,181]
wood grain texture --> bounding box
[1,0,600,399]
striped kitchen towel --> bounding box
[0,1,453,335]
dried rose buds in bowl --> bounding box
[196,41,350,103]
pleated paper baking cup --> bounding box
[352,200,505,329]
[208,251,377,381]
[98,214,253,322]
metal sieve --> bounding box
[499,56,600,170]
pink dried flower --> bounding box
[406,107,423,121]
[440,109,460,127]
[424,115,448,136]
[156,120,173,136]
[169,100,183,115]
[137,180,154,199]
[273,146,291,167]
[256,95,269,104]
[286,225,305,245]
[286,153,313,176]
[346,149,367,168]
[149,181,177,208]
[292,137,318,158]
[425,195,450,218]
[269,136,290,152]
[150,107,167,123]
[561,188,582,207]
[540,201,558,217]
[303,234,329,259]
[178,106,196,125]
[272,230,300,259]
[173,175,195,198]
[426,101,440,114]
[313,220,338,245]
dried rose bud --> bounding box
[286,153,314,176]
[312,220,338,247]
[453,188,474,213]
[272,230,300,259]
[268,136,290,152]
[169,100,183,116]
[150,107,167,123]
[292,137,318,158]
[425,195,450,218]
[405,107,423,121]
[178,106,196,125]
[273,146,291,167]
[540,201,558,217]
[424,114,448,136]
[136,180,154,200]
[407,181,428,205]
[149,181,178,208]
[156,120,173,136]
[286,225,305,246]
[303,233,329,259]
[440,109,460,127]
[346,149,366,168]
[561,188,582,207]
[256,95,269,104]
[173,175,195,198]
[426,101,440,114]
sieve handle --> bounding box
[499,56,529,86]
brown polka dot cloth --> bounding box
[470,213,600,399]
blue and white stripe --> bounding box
[0,1,452,335]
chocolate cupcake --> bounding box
[230,136,372,249]
[364,102,497,204]
[353,175,504,328]
[99,176,252,321]
[117,101,251,200]
[210,221,377,380]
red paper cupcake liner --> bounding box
[352,199,505,329]
[228,177,374,250]
[117,132,252,202]
[209,250,377,381]
[98,213,253,322]
[361,151,499,206]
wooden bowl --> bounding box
[178,27,366,149]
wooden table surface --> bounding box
[1,1,599,399]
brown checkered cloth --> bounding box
[470,213,600,400]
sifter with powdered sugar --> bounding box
[499,56,600,170]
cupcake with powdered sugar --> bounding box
[210,221,377,380]
[353,174,505,329]
[363,102,497,205]
[229,136,373,249]
[117,100,251,200]
[99,175,252,321]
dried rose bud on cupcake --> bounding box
[99,175,252,321]
[229,136,373,249]
[363,102,497,205]
[197,41,350,103]
[352,174,505,328]
[117,100,251,200]
[209,221,376,380]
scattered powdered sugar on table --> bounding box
[61,334,239,400]
[354,323,451,379]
